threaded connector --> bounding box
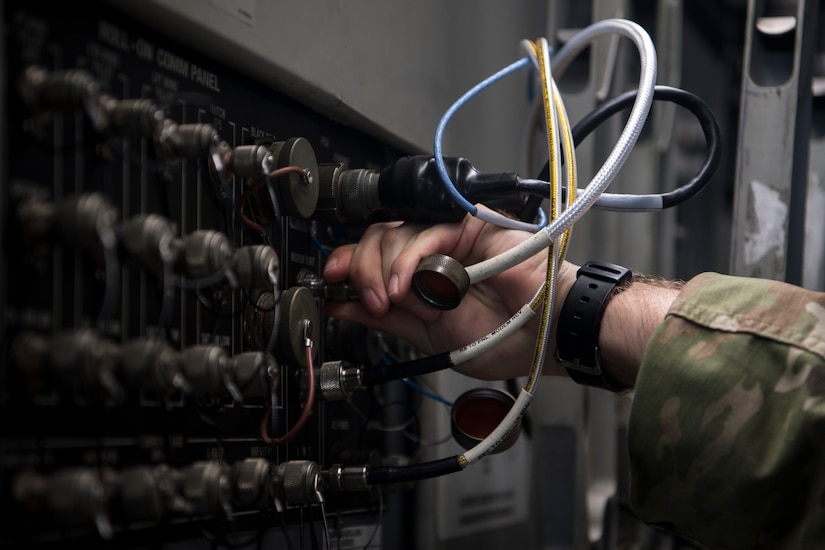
[317,360,363,401]
[275,460,322,504]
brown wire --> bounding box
[266,165,309,180]
[237,183,266,235]
[260,344,316,445]
[236,165,309,237]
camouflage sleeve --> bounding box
[627,272,825,549]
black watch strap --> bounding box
[555,261,632,392]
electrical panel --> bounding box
[1,2,419,548]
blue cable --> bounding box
[380,353,454,406]
[433,55,533,217]
[535,204,547,228]
[311,231,330,257]
[403,377,454,407]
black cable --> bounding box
[333,88,722,489]
[361,486,383,550]
[255,514,269,550]
[276,505,298,550]
[94,230,121,331]
[366,456,462,484]
[359,352,453,386]
[535,84,722,209]
[299,506,306,549]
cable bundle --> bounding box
[365,18,721,484]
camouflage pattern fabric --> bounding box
[628,272,825,549]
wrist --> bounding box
[554,261,634,392]
[598,275,682,388]
[553,262,683,392]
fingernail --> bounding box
[388,274,400,298]
[323,257,338,275]
[361,288,382,314]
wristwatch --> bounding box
[554,261,632,392]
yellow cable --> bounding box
[525,38,578,393]
[523,38,563,393]
[554,77,577,258]
[457,37,581,465]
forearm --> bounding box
[597,275,683,388]
[550,262,683,387]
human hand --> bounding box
[322,209,578,380]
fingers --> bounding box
[320,207,584,383]
[323,219,472,316]
[322,243,354,283]
[381,221,469,302]
[349,222,414,313]
[323,299,439,354]
[322,221,410,315]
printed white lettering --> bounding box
[98,21,129,51]
[190,64,220,92]
[156,48,189,78]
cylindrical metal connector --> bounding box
[114,465,177,524]
[315,163,381,222]
[267,137,319,219]
[230,458,274,511]
[180,230,233,281]
[231,351,277,398]
[234,245,279,292]
[104,98,165,138]
[19,66,105,128]
[160,122,220,159]
[228,144,272,178]
[338,168,382,221]
[119,338,183,395]
[177,461,230,517]
[315,162,348,222]
[48,329,123,403]
[412,254,471,310]
[450,387,521,454]
[275,460,321,504]
[317,360,362,401]
[118,213,176,276]
[52,192,119,256]
[179,345,231,396]
[324,464,370,492]
[44,467,113,538]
